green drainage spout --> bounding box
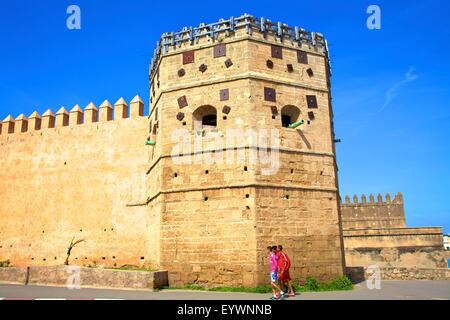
[288,119,305,129]
[145,140,156,146]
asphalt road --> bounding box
[0,281,448,300]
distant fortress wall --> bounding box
[341,193,446,269]
[340,193,406,229]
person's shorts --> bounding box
[270,272,278,283]
[278,270,291,282]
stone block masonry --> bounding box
[147,14,345,286]
[346,266,450,282]
[0,266,169,290]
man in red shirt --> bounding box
[277,245,295,297]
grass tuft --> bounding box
[105,266,158,272]
[163,276,353,293]
[294,276,353,292]
[0,260,11,267]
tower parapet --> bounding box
[149,14,328,83]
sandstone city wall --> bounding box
[0,97,156,269]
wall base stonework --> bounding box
[345,247,447,269]
[346,266,450,282]
[0,267,28,285]
[343,227,446,269]
[0,266,168,290]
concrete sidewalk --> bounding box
[0,280,449,300]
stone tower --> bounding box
[147,14,345,287]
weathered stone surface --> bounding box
[0,266,168,290]
[0,267,28,284]
[0,98,152,269]
[146,18,344,286]
[346,266,450,282]
[341,193,446,269]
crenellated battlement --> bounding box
[0,95,145,136]
[148,13,329,82]
[340,192,406,229]
[341,192,403,206]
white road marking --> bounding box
[35,298,67,300]
[431,298,448,300]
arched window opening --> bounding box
[193,105,217,131]
[281,105,300,128]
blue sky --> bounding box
[0,1,449,232]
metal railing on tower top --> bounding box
[148,13,330,83]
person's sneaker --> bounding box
[288,293,296,297]
[270,296,279,300]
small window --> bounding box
[282,115,292,128]
[202,114,217,127]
